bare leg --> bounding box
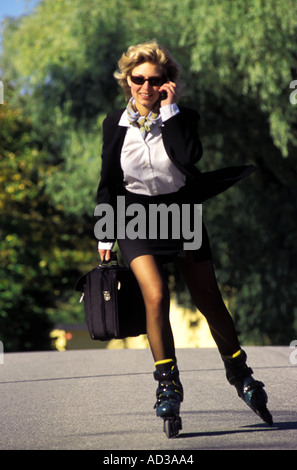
[130,255,175,362]
[176,253,240,356]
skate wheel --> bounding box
[163,416,182,438]
[258,406,273,426]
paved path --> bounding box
[0,346,296,452]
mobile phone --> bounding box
[160,90,168,100]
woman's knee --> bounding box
[144,285,169,313]
[130,255,169,309]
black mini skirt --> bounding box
[117,185,212,265]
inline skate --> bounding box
[154,359,183,438]
[222,349,273,426]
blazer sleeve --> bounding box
[95,112,126,243]
[96,112,126,202]
[96,114,116,206]
[161,107,203,173]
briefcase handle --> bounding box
[75,252,119,295]
[99,251,118,268]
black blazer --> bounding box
[97,107,203,204]
[96,106,255,241]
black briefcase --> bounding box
[75,256,146,341]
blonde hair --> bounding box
[114,41,181,100]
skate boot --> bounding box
[222,349,273,426]
[154,359,183,438]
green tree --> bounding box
[176,0,297,344]
[0,103,95,351]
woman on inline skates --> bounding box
[96,41,273,437]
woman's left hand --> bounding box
[159,81,177,106]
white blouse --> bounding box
[98,104,186,251]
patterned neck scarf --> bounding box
[126,98,162,139]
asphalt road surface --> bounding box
[0,346,296,453]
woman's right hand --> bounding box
[159,80,177,106]
[98,249,111,262]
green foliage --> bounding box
[0,104,96,350]
[1,0,297,348]
[183,0,297,157]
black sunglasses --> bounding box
[130,75,165,87]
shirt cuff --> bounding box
[160,103,180,122]
[98,241,114,251]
